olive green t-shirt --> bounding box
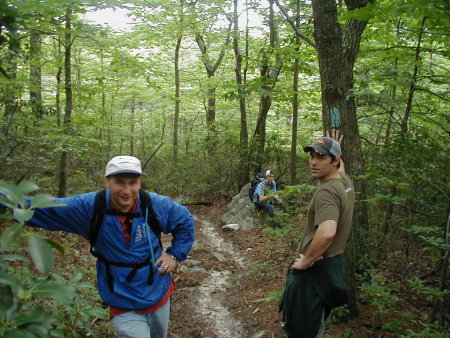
[298,172,355,257]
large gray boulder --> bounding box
[221,183,265,231]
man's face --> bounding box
[309,151,339,182]
[266,173,275,184]
[104,174,141,212]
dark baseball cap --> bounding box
[303,137,341,157]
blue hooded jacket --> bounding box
[27,190,195,310]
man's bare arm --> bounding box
[292,220,337,270]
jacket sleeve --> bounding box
[149,193,195,261]
[26,192,96,240]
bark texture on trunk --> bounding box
[312,0,373,317]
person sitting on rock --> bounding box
[253,170,281,227]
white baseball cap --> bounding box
[105,156,142,177]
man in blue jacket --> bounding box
[27,155,195,338]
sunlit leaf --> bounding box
[33,282,74,304]
[0,181,23,208]
[0,195,16,209]
[0,223,23,250]
[16,181,40,195]
[12,306,46,327]
[13,208,34,223]
[0,271,21,291]
[30,194,66,209]
[43,238,65,255]
[0,254,26,262]
[28,234,54,274]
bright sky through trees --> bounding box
[83,7,133,31]
[83,3,264,32]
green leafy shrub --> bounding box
[0,180,108,336]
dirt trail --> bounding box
[169,213,250,337]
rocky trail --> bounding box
[167,205,286,338]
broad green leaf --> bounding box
[43,238,65,254]
[0,223,23,249]
[28,234,54,274]
[0,285,13,312]
[4,329,40,338]
[0,271,21,291]
[12,306,46,327]
[0,254,26,262]
[33,282,74,304]
[68,271,84,283]
[29,194,66,209]
[17,289,32,300]
[0,195,16,209]
[13,208,34,223]
[16,181,40,195]
[0,180,24,208]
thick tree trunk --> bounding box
[30,31,42,117]
[58,9,72,197]
[312,0,372,317]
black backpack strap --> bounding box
[139,189,163,249]
[89,189,107,249]
[90,249,159,292]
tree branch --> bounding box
[273,0,316,49]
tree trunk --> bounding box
[253,0,282,171]
[312,0,372,318]
[130,98,135,156]
[174,35,182,166]
[55,37,63,128]
[195,24,232,157]
[58,9,72,197]
[400,16,426,135]
[3,43,18,121]
[289,0,301,186]
[430,207,449,323]
[384,19,401,146]
[233,0,249,188]
[30,30,42,117]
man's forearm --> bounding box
[293,220,337,270]
[301,229,333,266]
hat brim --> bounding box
[303,144,331,156]
[105,170,143,177]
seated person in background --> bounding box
[253,170,281,226]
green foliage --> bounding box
[408,278,449,304]
[258,289,282,303]
[0,181,108,336]
[403,225,449,262]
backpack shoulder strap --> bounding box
[90,189,107,249]
[139,189,163,248]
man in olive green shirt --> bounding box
[279,130,355,338]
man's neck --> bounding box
[319,170,341,185]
